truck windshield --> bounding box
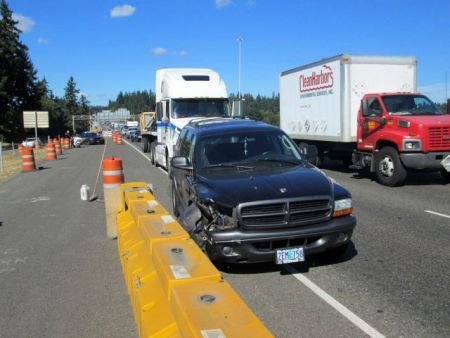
[172,99,229,118]
[382,95,442,116]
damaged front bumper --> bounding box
[204,215,356,263]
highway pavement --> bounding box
[1,138,449,337]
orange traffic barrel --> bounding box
[21,148,36,172]
[112,132,117,144]
[53,138,62,155]
[116,133,123,145]
[63,137,70,149]
[46,142,57,160]
[102,157,124,188]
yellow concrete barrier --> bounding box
[117,182,273,338]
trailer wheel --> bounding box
[374,147,407,186]
[142,137,149,153]
[150,142,156,165]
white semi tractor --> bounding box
[143,68,230,171]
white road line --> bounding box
[424,210,450,219]
[124,140,169,175]
[284,265,386,338]
[124,140,151,162]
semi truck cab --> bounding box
[355,93,450,186]
[150,69,230,172]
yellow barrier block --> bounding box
[119,182,150,211]
[133,269,180,338]
[152,239,222,300]
[125,190,154,211]
[117,182,274,337]
[171,280,273,337]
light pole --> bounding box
[237,37,243,115]
[445,71,448,103]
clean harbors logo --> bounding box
[299,64,334,93]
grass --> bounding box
[0,147,49,182]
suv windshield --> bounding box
[172,99,229,118]
[197,130,303,171]
[382,95,441,116]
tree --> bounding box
[64,76,79,116]
[108,90,156,116]
[36,78,65,136]
[79,94,90,115]
[0,0,38,141]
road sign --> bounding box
[23,111,49,128]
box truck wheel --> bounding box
[374,147,407,186]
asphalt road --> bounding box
[1,139,449,338]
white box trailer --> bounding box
[280,54,417,143]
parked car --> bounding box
[81,132,104,145]
[22,137,36,147]
[170,117,356,264]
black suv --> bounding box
[170,118,356,264]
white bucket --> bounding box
[80,184,90,201]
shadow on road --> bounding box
[322,159,449,186]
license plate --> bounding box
[275,247,305,264]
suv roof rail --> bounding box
[189,116,252,127]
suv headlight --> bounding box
[403,139,422,151]
[333,198,352,218]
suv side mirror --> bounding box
[171,156,193,170]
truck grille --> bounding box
[428,126,450,149]
[238,197,332,229]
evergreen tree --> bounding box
[64,76,79,116]
[79,94,90,115]
[0,0,38,141]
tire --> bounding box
[150,142,156,165]
[142,137,149,153]
[374,146,407,186]
[440,168,450,181]
[172,181,180,217]
[166,152,171,175]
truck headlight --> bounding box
[403,139,422,151]
[333,198,353,218]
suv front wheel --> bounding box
[171,181,180,217]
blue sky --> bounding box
[8,0,450,106]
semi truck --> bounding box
[280,54,450,186]
[149,68,229,171]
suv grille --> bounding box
[238,197,332,229]
[428,126,450,149]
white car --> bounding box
[22,138,36,147]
